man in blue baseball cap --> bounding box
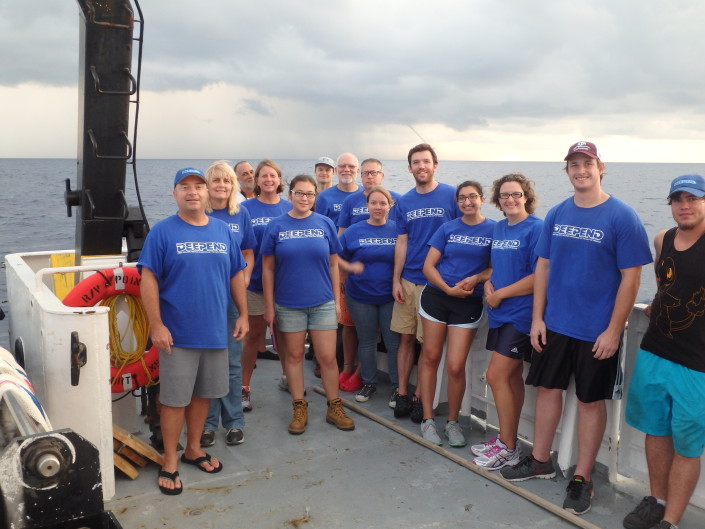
[623,174,705,529]
[139,167,249,495]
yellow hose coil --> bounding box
[100,294,156,387]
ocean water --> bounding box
[1,157,703,349]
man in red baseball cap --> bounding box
[501,142,652,517]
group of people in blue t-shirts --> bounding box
[196,148,551,467]
[145,142,705,528]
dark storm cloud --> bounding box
[3,0,705,134]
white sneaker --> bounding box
[421,419,442,446]
[470,435,500,457]
[277,375,289,392]
[444,421,467,447]
[473,442,521,470]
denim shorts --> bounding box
[275,301,338,333]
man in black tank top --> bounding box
[624,174,705,529]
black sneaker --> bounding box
[388,388,399,409]
[563,476,594,515]
[394,394,411,418]
[500,454,556,481]
[355,383,377,402]
[410,396,423,424]
[225,428,244,446]
[200,429,216,447]
[623,496,665,529]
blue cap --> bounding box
[174,167,206,188]
[668,174,705,198]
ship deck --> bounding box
[106,356,705,529]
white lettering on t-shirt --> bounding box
[359,237,397,246]
[251,217,273,226]
[492,239,521,249]
[447,234,492,246]
[278,228,325,240]
[352,207,369,216]
[176,242,228,254]
[552,224,604,243]
[228,223,240,233]
[332,204,343,211]
[407,207,446,220]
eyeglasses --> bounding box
[498,192,524,200]
[457,193,480,203]
[362,170,383,177]
[292,190,316,199]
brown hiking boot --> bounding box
[326,398,355,431]
[288,399,308,435]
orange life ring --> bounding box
[62,267,142,306]
[110,345,159,393]
[62,267,159,393]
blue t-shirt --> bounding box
[261,212,343,308]
[241,198,293,292]
[138,215,246,349]
[316,186,363,225]
[339,220,398,305]
[395,182,461,284]
[427,217,495,297]
[337,190,403,229]
[487,215,543,334]
[207,207,257,251]
[536,196,652,342]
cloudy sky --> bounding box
[2,0,704,161]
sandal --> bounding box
[158,469,183,495]
[340,373,363,392]
[338,371,351,386]
[180,452,223,473]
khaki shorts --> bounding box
[247,290,265,316]
[390,277,424,342]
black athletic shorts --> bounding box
[486,322,532,361]
[418,285,484,328]
[525,329,623,403]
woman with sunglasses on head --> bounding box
[200,160,257,447]
[240,160,292,412]
[338,186,400,404]
[417,181,495,448]
[261,174,355,435]
[471,173,542,471]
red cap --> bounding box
[564,141,600,161]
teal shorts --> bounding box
[626,348,705,458]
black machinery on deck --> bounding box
[64,0,148,263]
[1,1,153,527]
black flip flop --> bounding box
[180,452,223,473]
[158,469,183,495]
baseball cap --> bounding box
[668,174,705,198]
[173,167,207,187]
[315,156,335,169]
[564,141,601,161]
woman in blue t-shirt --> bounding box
[338,186,400,404]
[261,174,355,435]
[202,160,257,447]
[471,173,542,471]
[418,181,494,448]
[240,160,292,412]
